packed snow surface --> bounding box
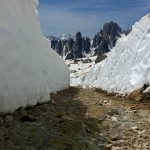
[0,0,69,112]
[67,57,97,86]
[71,14,150,94]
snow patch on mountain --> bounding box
[0,0,69,112]
[66,57,97,86]
[60,33,75,40]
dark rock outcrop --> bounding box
[73,32,83,58]
[123,29,131,36]
[63,38,74,56]
[82,58,92,64]
[66,52,74,60]
[48,32,91,59]
[92,21,122,55]
[95,53,107,63]
[82,37,91,54]
[56,40,63,55]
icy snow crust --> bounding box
[0,0,69,112]
[71,14,150,94]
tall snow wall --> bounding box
[77,14,150,95]
[0,0,69,112]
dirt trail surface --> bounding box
[0,87,150,150]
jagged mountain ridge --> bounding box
[92,21,122,55]
[48,21,130,59]
[49,32,91,59]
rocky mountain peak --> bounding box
[48,21,127,59]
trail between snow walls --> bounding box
[0,87,149,150]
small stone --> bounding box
[105,144,113,148]
[133,110,138,113]
[131,126,138,130]
[116,140,125,146]
[85,127,91,133]
[111,116,118,122]
[98,118,104,123]
[98,143,106,147]
[99,133,104,136]
[138,130,145,135]
[20,114,37,122]
[111,146,120,150]
[85,112,89,117]
[123,116,128,121]
[91,138,96,141]
[110,135,120,141]
[104,100,108,104]
[107,109,120,116]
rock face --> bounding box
[92,21,122,55]
[56,40,63,55]
[50,32,91,59]
[49,21,123,59]
[73,32,83,58]
[82,37,91,54]
[95,54,107,64]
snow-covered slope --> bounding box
[71,14,150,95]
[0,0,69,112]
[66,57,97,86]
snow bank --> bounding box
[72,14,150,95]
[0,0,69,112]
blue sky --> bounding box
[38,0,150,37]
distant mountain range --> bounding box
[47,21,131,59]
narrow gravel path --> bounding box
[0,87,149,150]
